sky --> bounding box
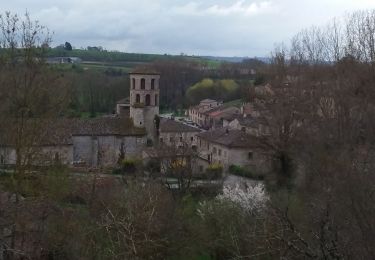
[3,0,375,57]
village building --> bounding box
[227,116,270,136]
[196,128,271,175]
[0,117,146,168]
[158,118,201,148]
[116,97,130,117]
[187,99,222,127]
[201,106,241,129]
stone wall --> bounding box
[0,145,73,166]
[197,137,271,175]
[73,135,146,167]
[159,131,199,147]
[130,107,145,128]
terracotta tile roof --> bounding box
[160,118,201,133]
[203,106,240,118]
[197,128,260,149]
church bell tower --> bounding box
[129,69,160,139]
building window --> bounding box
[141,78,145,89]
[191,136,194,142]
[213,147,217,154]
[218,149,222,156]
[0,155,4,165]
[199,165,203,172]
[136,94,140,103]
[170,137,174,142]
[160,138,163,143]
[248,152,253,160]
[192,145,197,151]
[151,79,155,89]
[145,94,151,106]
[132,78,135,89]
[155,94,158,106]
[180,136,183,142]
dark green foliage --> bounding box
[186,78,241,105]
[228,165,264,180]
[112,158,140,175]
[64,42,72,51]
[61,69,129,117]
[254,74,265,85]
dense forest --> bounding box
[0,10,374,260]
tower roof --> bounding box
[130,67,160,75]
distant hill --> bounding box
[47,48,270,64]
[202,56,271,63]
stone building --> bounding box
[187,99,222,127]
[0,118,146,167]
[227,116,270,136]
[116,97,130,117]
[129,69,160,140]
[158,118,201,148]
[202,106,240,129]
[196,128,271,175]
[0,68,162,168]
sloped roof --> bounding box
[72,117,146,136]
[236,116,268,128]
[116,97,130,104]
[200,99,218,104]
[130,67,160,75]
[0,117,146,146]
[160,118,201,133]
[197,128,260,149]
[205,106,240,117]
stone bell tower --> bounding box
[129,69,160,139]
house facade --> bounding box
[158,118,201,148]
[196,128,271,175]
[187,99,222,127]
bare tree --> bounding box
[0,12,70,258]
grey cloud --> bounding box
[3,0,375,56]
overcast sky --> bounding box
[3,0,375,57]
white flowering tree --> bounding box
[217,183,268,214]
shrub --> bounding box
[112,158,141,175]
[205,163,223,179]
[228,165,264,180]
